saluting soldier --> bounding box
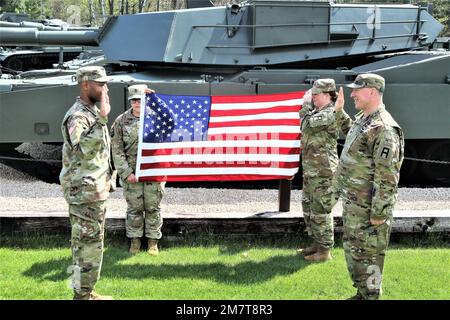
[111,84,165,255]
[60,66,114,300]
[298,79,351,261]
[334,73,404,300]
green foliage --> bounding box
[427,0,449,36]
[1,0,52,19]
[0,0,21,13]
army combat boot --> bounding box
[147,239,159,256]
[73,291,113,300]
[304,246,332,262]
[129,238,141,254]
[88,291,114,300]
[73,291,90,300]
[297,241,319,256]
[346,292,363,300]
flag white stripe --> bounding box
[211,98,303,110]
[139,167,299,176]
[141,139,300,150]
[140,153,299,164]
[207,125,300,135]
[210,112,299,123]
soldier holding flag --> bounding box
[111,84,166,256]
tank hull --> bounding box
[1,52,448,185]
[0,1,448,186]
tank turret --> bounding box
[97,0,443,67]
[0,0,443,67]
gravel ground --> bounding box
[1,162,449,214]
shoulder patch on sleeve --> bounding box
[309,110,335,128]
[67,114,90,146]
[374,127,401,165]
[380,146,391,159]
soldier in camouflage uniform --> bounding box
[334,74,404,300]
[60,66,114,300]
[298,79,350,262]
[111,84,165,255]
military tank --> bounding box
[0,0,449,186]
[0,15,99,74]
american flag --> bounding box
[136,91,304,182]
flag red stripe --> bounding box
[208,119,300,128]
[142,147,300,157]
[206,132,301,141]
[209,105,301,117]
[140,161,299,170]
[212,91,304,104]
[139,174,295,182]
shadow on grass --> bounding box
[9,230,450,284]
[22,245,310,285]
[22,256,73,282]
[12,230,450,286]
[102,253,310,285]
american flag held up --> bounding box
[135,91,304,182]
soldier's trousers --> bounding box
[302,176,335,249]
[69,201,106,295]
[342,200,393,300]
[123,181,164,239]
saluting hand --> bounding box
[303,89,312,103]
[144,88,155,94]
[335,87,345,112]
[99,85,111,118]
[127,173,138,183]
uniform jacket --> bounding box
[60,97,112,204]
[110,108,141,182]
[300,101,349,180]
[335,106,404,220]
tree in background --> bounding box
[427,0,449,36]
[1,0,52,19]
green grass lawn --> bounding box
[0,233,449,300]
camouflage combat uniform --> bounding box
[300,100,339,249]
[60,97,112,299]
[111,108,165,240]
[299,79,351,251]
[335,101,404,299]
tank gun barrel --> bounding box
[0,20,98,31]
[0,28,99,46]
[0,21,63,30]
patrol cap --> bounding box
[128,84,148,100]
[76,66,111,84]
[347,73,385,92]
[311,78,336,94]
